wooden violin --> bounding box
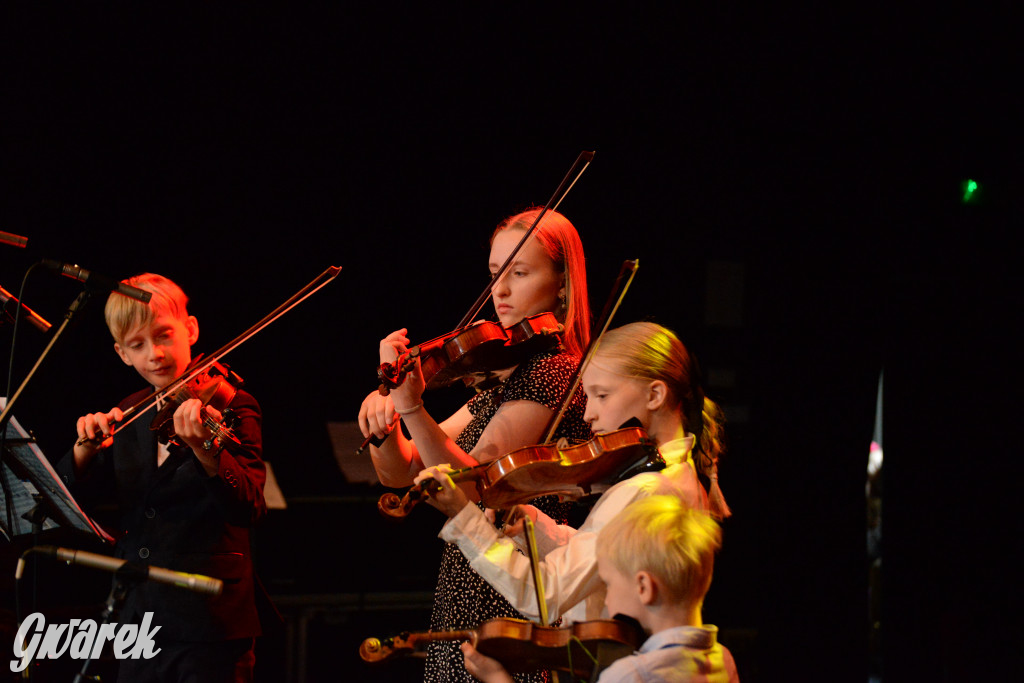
[149,360,243,449]
[359,616,644,679]
[376,312,564,394]
[379,425,663,517]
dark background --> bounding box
[2,6,1018,682]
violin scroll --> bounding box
[360,627,476,664]
[376,348,421,396]
[378,464,484,519]
[358,636,389,663]
[377,491,417,519]
[359,637,382,661]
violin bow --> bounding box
[523,516,563,683]
[457,150,595,329]
[524,517,551,626]
[541,259,639,445]
[77,266,342,444]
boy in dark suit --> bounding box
[58,273,266,683]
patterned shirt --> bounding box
[425,349,590,683]
[597,625,740,683]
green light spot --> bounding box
[962,179,979,203]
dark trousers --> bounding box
[116,637,255,683]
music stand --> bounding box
[0,397,113,543]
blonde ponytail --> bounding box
[695,396,731,520]
[595,322,733,519]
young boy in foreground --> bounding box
[462,495,740,682]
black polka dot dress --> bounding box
[424,350,591,682]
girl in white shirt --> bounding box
[416,321,732,627]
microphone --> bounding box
[42,260,152,304]
[28,545,223,595]
[0,284,52,332]
[1,230,28,248]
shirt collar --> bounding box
[640,624,719,653]
[657,434,695,467]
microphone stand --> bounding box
[1,289,91,542]
[0,289,91,431]
[72,562,149,683]
[1,288,93,682]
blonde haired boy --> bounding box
[463,495,739,682]
[57,273,267,683]
[592,495,738,682]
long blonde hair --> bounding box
[596,495,722,607]
[492,208,590,358]
[594,322,732,518]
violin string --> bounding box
[566,635,602,666]
[202,414,232,440]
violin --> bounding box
[149,360,243,449]
[376,312,564,394]
[379,425,664,518]
[360,616,644,679]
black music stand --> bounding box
[0,398,113,544]
[2,399,117,682]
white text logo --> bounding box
[11,612,162,673]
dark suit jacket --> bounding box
[57,386,267,641]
